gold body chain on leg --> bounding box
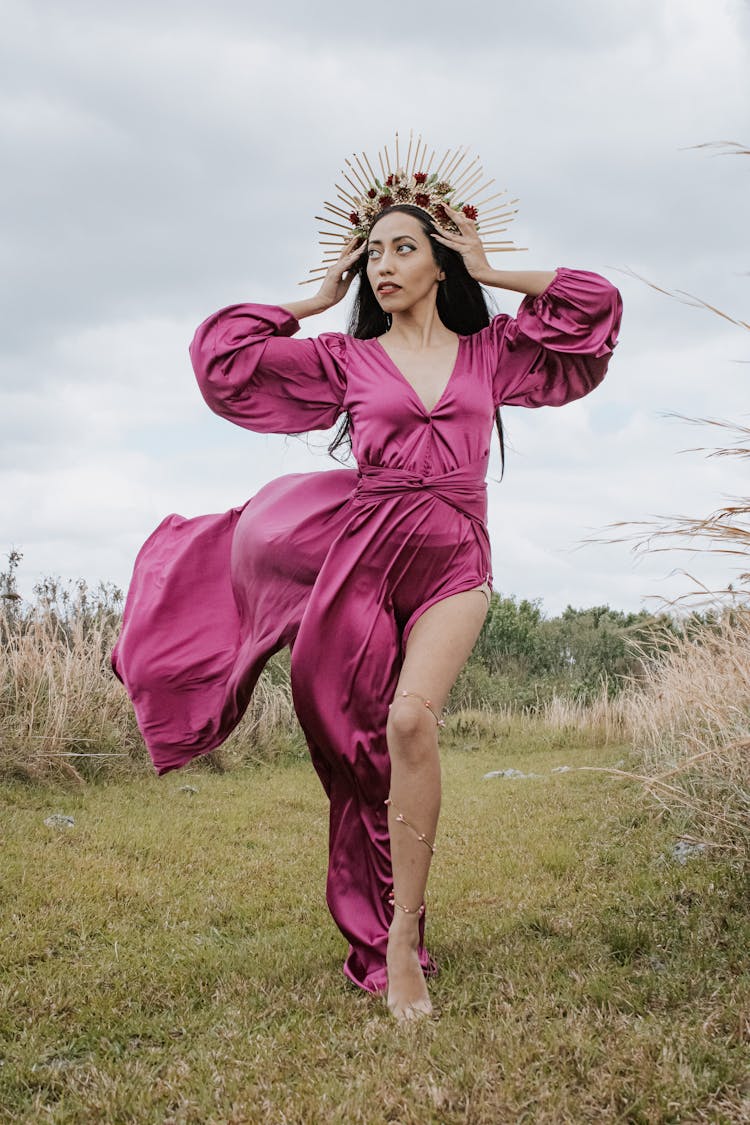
[388,689,446,728]
[385,798,436,917]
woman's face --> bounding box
[366,212,444,314]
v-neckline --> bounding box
[371,334,464,416]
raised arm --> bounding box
[190,303,349,434]
[431,206,622,406]
[190,239,368,435]
[486,267,623,408]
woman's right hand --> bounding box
[279,237,367,322]
[314,236,368,311]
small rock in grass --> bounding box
[483,768,540,780]
[672,840,707,865]
[43,814,75,829]
[177,785,199,795]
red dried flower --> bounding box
[349,211,360,225]
[414,172,427,184]
[378,195,392,209]
[462,205,478,221]
[385,174,395,187]
[414,192,431,208]
[433,204,449,223]
[367,188,377,199]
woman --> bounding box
[113,199,622,1022]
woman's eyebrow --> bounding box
[368,235,418,246]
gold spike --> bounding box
[470,178,497,202]
[324,209,351,225]
[378,149,387,180]
[353,153,374,192]
[317,215,352,230]
[478,222,515,235]
[481,209,519,224]
[361,150,379,186]
[443,146,468,184]
[455,175,490,203]
[384,143,392,173]
[465,177,494,204]
[444,146,466,180]
[453,169,484,198]
[344,158,369,193]
[433,147,454,179]
[472,189,513,208]
[342,170,363,198]
[442,146,462,179]
[477,206,516,222]
[405,130,413,176]
[395,131,400,171]
[323,200,350,218]
[424,147,435,176]
[412,135,424,176]
[450,156,480,193]
[335,182,357,205]
[479,201,516,213]
[472,185,507,206]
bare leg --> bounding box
[386,584,489,1022]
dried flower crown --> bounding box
[303,131,523,284]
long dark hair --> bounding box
[328,204,505,475]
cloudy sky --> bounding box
[2,0,749,616]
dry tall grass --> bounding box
[596,139,750,857]
[0,571,299,784]
[596,419,750,854]
[447,689,628,748]
[615,609,750,854]
[0,602,143,784]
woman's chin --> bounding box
[377,294,407,313]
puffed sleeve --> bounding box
[189,303,348,434]
[489,268,622,408]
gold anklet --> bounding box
[388,894,425,917]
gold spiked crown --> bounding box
[304,131,524,284]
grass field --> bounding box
[1,735,748,1124]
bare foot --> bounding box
[386,915,433,1023]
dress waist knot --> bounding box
[354,461,487,525]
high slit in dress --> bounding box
[112,267,622,993]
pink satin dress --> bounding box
[112,267,622,992]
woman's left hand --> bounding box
[431,205,491,282]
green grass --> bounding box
[1,737,748,1124]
